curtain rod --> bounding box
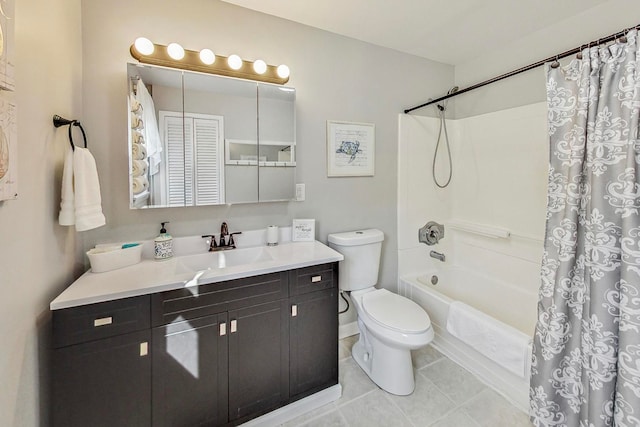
[404,23,640,114]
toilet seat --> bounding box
[362,289,431,334]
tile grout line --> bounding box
[418,360,488,407]
[381,389,419,427]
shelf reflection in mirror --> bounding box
[127,63,296,209]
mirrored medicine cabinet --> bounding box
[127,62,296,209]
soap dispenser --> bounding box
[154,222,173,260]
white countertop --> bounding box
[51,241,343,310]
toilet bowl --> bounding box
[327,229,434,395]
[349,288,433,395]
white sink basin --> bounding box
[176,246,273,272]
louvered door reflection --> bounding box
[160,111,224,206]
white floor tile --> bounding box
[419,358,486,404]
[339,390,412,427]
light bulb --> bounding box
[134,37,154,55]
[253,59,267,74]
[228,54,243,70]
[277,64,290,79]
[199,49,216,65]
[167,43,185,60]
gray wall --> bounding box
[80,0,453,296]
[452,0,640,118]
[0,0,83,425]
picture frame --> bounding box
[0,96,16,201]
[292,219,316,242]
[326,120,375,177]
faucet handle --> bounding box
[201,234,217,251]
[228,232,243,247]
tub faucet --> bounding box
[430,250,446,262]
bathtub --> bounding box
[399,267,536,413]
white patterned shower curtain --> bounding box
[530,30,640,427]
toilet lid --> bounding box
[362,289,431,334]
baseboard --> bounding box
[339,321,359,339]
[239,384,342,427]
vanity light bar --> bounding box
[130,39,290,85]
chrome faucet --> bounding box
[202,222,242,252]
[430,250,446,262]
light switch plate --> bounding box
[296,183,305,201]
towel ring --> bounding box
[53,115,87,151]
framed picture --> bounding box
[327,120,375,177]
[292,219,315,242]
[0,95,16,201]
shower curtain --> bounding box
[531,29,640,427]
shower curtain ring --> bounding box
[550,55,560,69]
[619,31,628,44]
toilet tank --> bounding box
[327,229,384,291]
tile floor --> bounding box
[281,335,532,427]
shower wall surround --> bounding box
[398,102,549,298]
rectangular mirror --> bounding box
[127,63,295,209]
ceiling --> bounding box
[221,0,609,65]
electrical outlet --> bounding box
[296,183,305,201]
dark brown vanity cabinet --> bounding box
[227,299,290,422]
[151,313,228,427]
[52,263,338,427]
[289,263,339,401]
[52,296,152,427]
[151,271,290,426]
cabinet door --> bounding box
[152,313,228,427]
[52,330,151,427]
[290,288,339,400]
[228,300,289,422]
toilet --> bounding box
[328,229,434,395]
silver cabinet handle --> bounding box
[140,342,148,356]
[94,317,113,327]
[311,275,322,283]
[219,322,227,336]
[230,319,237,333]
[291,304,298,317]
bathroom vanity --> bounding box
[50,240,342,427]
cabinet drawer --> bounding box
[290,263,338,296]
[152,271,288,326]
[52,296,151,349]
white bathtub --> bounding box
[399,267,536,413]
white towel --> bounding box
[58,147,75,225]
[130,95,142,113]
[446,301,532,378]
[132,189,150,208]
[132,130,144,145]
[130,113,144,130]
[73,147,106,231]
[132,142,147,160]
[132,159,148,177]
[131,142,142,160]
[135,78,162,175]
[132,175,149,194]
